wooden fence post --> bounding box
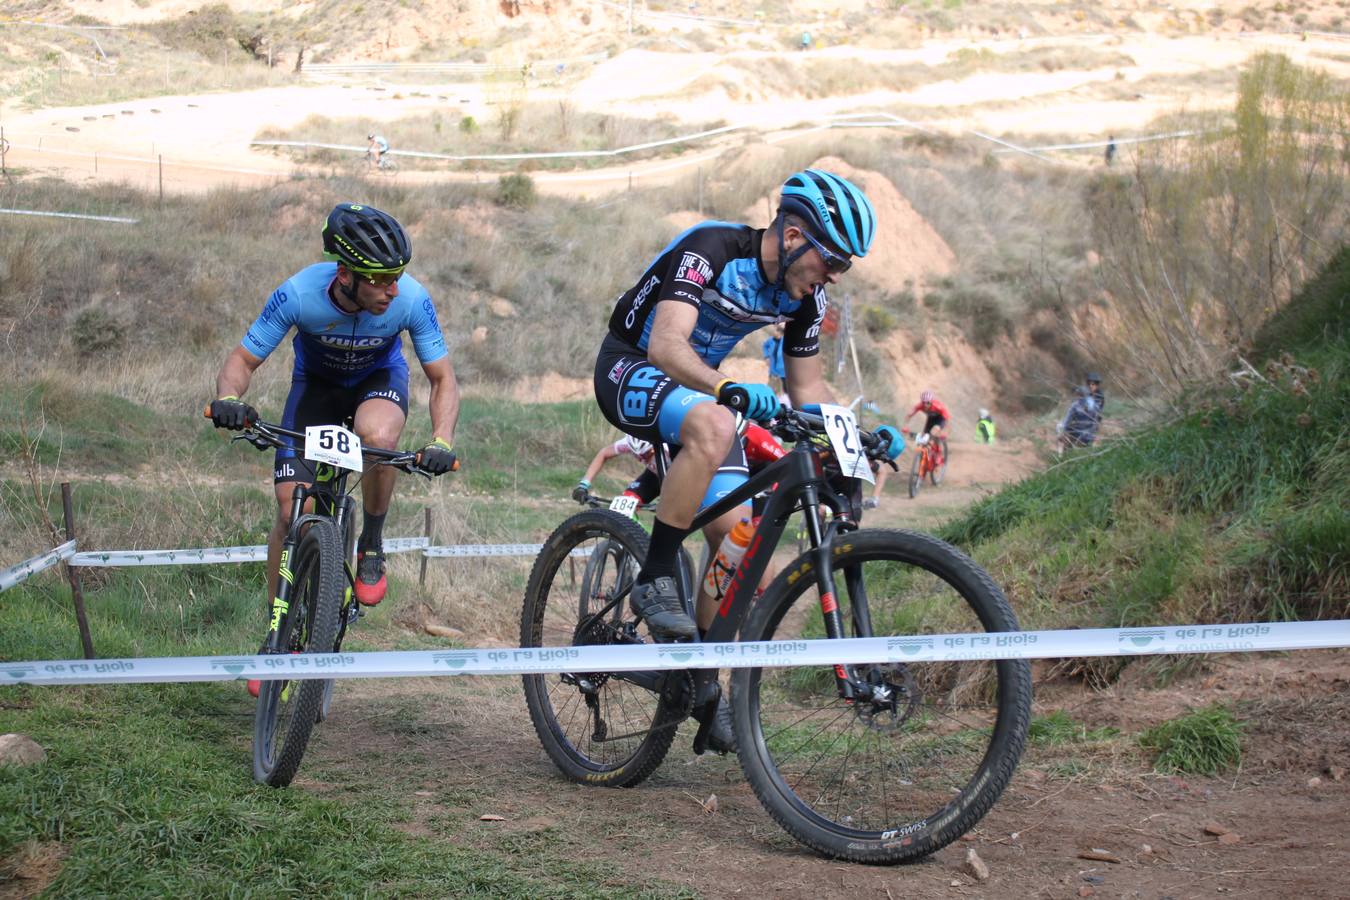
[61,483,95,659]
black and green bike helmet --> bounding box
[321,203,411,275]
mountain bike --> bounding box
[520,400,1031,863]
[365,149,397,172]
[907,430,947,499]
[213,414,450,787]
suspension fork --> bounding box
[802,488,867,702]
[263,484,309,652]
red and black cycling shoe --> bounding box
[354,550,388,606]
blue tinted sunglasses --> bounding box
[801,231,852,274]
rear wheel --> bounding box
[252,519,344,787]
[521,510,687,788]
[731,528,1031,863]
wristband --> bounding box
[218,394,240,401]
[713,378,733,398]
[431,437,453,451]
[578,479,591,488]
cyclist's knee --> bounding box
[679,403,736,458]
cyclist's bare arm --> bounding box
[647,301,727,394]
[783,353,836,408]
[582,444,621,484]
[215,345,266,399]
[422,355,460,446]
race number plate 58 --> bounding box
[818,404,874,485]
[304,425,363,472]
[608,495,640,518]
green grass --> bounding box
[937,249,1350,630]
[0,574,693,898]
[1028,710,1119,745]
[1139,704,1243,776]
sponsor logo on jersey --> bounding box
[623,274,661,330]
[675,252,713,288]
[316,335,392,350]
[703,291,777,325]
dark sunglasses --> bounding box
[801,231,852,274]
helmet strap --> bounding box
[772,216,812,304]
[331,266,362,312]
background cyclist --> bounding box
[903,389,951,452]
[592,168,905,660]
[367,132,390,169]
[208,204,460,673]
[575,434,661,507]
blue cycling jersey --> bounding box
[606,222,826,366]
[242,262,447,387]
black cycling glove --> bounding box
[209,396,257,430]
[418,438,457,476]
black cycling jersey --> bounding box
[606,222,827,365]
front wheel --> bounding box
[520,510,687,788]
[252,519,345,787]
[930,439,948,487]
[731,528,1032,864]
[908,451,923,498]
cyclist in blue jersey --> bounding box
[209,203,460,627]
[593,169,906,746]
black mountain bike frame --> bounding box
[581,409,890,750]
[240,420,427,655]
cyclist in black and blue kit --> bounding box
[593,169,906,746]
[209,204,460,635]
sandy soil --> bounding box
[4,32,1348,197]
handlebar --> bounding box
[204,409,457,477]
[730,400,894,462]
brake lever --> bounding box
[231,433,274,451]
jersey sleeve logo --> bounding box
[674,252,714,289]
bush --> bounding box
[1139,705,1243,775]
[71,307,126,357]
[495,173,537,209]
[861,304,898,338]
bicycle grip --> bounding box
[202,404,212,419]
[719,385,750,412]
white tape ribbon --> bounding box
[4,620,1346,686]
[0,540,76,592]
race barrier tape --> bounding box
[68,536,429,568]
[5,620,1347,687]
[3,537,565,588]
[0,540,76,592]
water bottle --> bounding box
[703,518,756,602]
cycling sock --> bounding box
[358,511,387,554]
[640,519,688,581]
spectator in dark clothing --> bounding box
[1057,387,1100,453]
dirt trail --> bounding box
[308,647,1350,898]
[5,32,1348,198]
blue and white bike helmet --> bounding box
[778,169,877,258]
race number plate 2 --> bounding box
[608,495,640,518]
[304,425,363,472]
[818,404,874,485]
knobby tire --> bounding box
[520,510,686,788]
[730,528,1031,864]
[252,519,345,787]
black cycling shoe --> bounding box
[629,576,696,642]
[707,695,736,754]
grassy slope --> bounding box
[940,246,1349,633]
